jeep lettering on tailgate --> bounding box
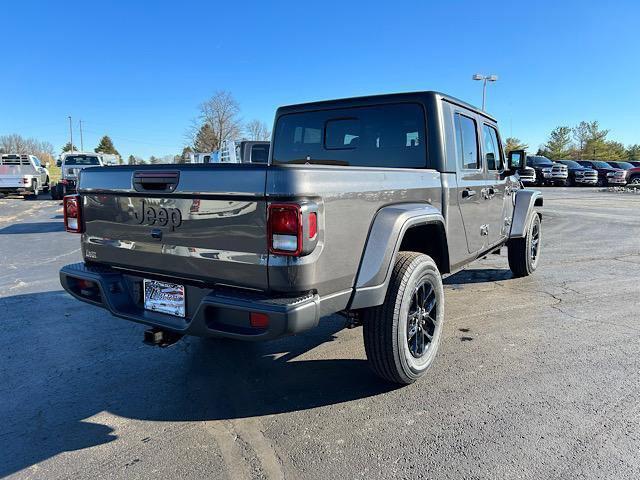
[133,200,182,230]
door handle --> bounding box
[461,189,476,199]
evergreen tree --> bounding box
[193,123,217,152]
[540,126,573,160]
[503,137,528,154]
[127,154,136,165]
[94,135,120,155]
[62,142,78,152]
[627,144,640,161]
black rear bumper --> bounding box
[59,262,320,341]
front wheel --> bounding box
[362,252,444,385]
[508,212,541,277]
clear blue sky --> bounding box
[2,0,639,158]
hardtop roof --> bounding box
[276,90,497,122]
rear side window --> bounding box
[273,103,426,168]
[454,113,479,169]
[482,124,503,171]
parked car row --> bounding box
[519,155,640,187]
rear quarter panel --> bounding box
[266,165,443,302]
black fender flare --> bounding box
[509,189,543,239]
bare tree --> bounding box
[0,134,55,163]
[187,91,243,151]
[245,119,271,141]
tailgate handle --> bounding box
[133,171,180,192]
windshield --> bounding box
[64,155,101,166]
[610,161,633,169]
[593,161,612,169]
[529,156,553,166]
[559,160,581,168]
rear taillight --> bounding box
[308,212,317,239]
[64,194,83,233]
[268,204,302,255]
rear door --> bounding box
[453,111,486,254]
[482,124,508,247]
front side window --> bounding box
[454,113,479,170]
[32,157,41,168]
[273,103,426,168]
[483,124,503,171]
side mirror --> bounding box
[56,160,62,167]
[507,150,526,174]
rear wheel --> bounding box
[596,177,605,187]
[508,212,541,277]
[26,180,39,200]
[42,177,50,193]
[362,252,444,385]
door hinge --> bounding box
[480,224,489,236]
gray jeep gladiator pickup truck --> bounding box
[60,91,543,384]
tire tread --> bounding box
[363,251,429,384]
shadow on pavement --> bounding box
[0,290,395,477]
[0,221,63,234]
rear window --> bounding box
[273,103,426,168]
[250,144,269,163]
[1,155,30,166]
[64,155,101,166]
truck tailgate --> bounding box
[0,165,31,188]
[78,164,269,291]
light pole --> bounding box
[79,120,84,151]
[68,116,73,152]
[472,74,498,110]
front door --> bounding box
[454,112,486,254]
[482,124,509,247]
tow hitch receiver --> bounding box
[143,328,184,348]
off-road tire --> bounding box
[42,177,50,193]
[362,252,444,385]
[508,212,541,277]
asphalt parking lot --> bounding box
[1,187,639,480]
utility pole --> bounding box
[68,116,73,152]
[79,120,84,152]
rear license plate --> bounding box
[143,279,185,317]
